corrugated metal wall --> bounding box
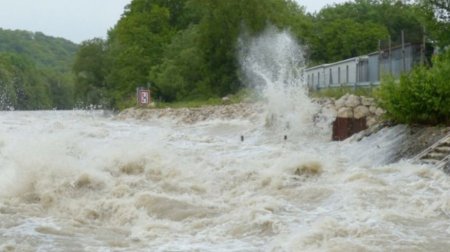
[305,44,422,90]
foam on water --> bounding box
[1,109,450,251]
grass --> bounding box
[134,88,259,109]
[310,86,378,99]
[126,86,379,110]
[154,97,224,109]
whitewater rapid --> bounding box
[0,109,449,252]
[2,26,450,251]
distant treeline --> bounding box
[0,29,77,110]
[1,0,448,110]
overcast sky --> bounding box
[0,0,349,44]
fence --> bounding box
[305,43,424,90]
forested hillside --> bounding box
[0,28,77,110]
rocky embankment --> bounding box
[314,94,385,128]
[117,96,450,164]
[116,102,264,124]
[118,94,386,127]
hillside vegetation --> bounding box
[73,0,447,110]
[1,0,448,123]
[0,28,77,109]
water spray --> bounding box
[238,25,318,138]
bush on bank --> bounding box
[376,50,450,125]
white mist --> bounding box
[238,26,319,138]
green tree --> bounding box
[105,0,181,107]
[45,70,74,109]
[73,38,107,106]
[423,0,450,20]
[0,53,52,110]
[308,19,388,63]
[416,0,450,48]
[150,26,208,101]
[99,0,311,106]
[308,0,426,64]
[150,0,311,101]
[0,28,77,110]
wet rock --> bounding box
[337,107,353,118]
[120,162,145,175]
[335,95,347,109]
[344,94,361,108]
[375,108,385,116]
[354,105,370,119]
[294,161,323,176]
[361,97,375,106]
[366,116,378,128]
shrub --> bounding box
[376,50,450,125]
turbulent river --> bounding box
[1,106,450,252]
[1,28,450,252]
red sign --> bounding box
[138,89,150,105]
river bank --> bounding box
[118,95,450,165]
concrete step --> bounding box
[434,146,450,154]
[422,152,449,160]
[412,133,450,171]
[439,141,450,147]
[420,158,439,165]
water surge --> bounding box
[1,28,450,252]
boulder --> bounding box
[375,108,385,116]
[222,96,231,104]
[361,97,375,106]
[344,94,361,108]
[354,105,370,119]
[367,116,378,127]
[335,95,348,109]
[337,107,353,118]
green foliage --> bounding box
[0,29,77,110]
[153,88,254,108]
[105,0,183,107]
[83,0,311,108]
[416,0,450,48]
[0,28,78,73]
[311,87,377,99]
[308,19,388,63]
[376,50,450,124]
[154,97,223,109]
[73,38,107,106]
[308,0,426,64]
[71,0,448,109]
[0,53,52,109]
[149,25,208,101]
